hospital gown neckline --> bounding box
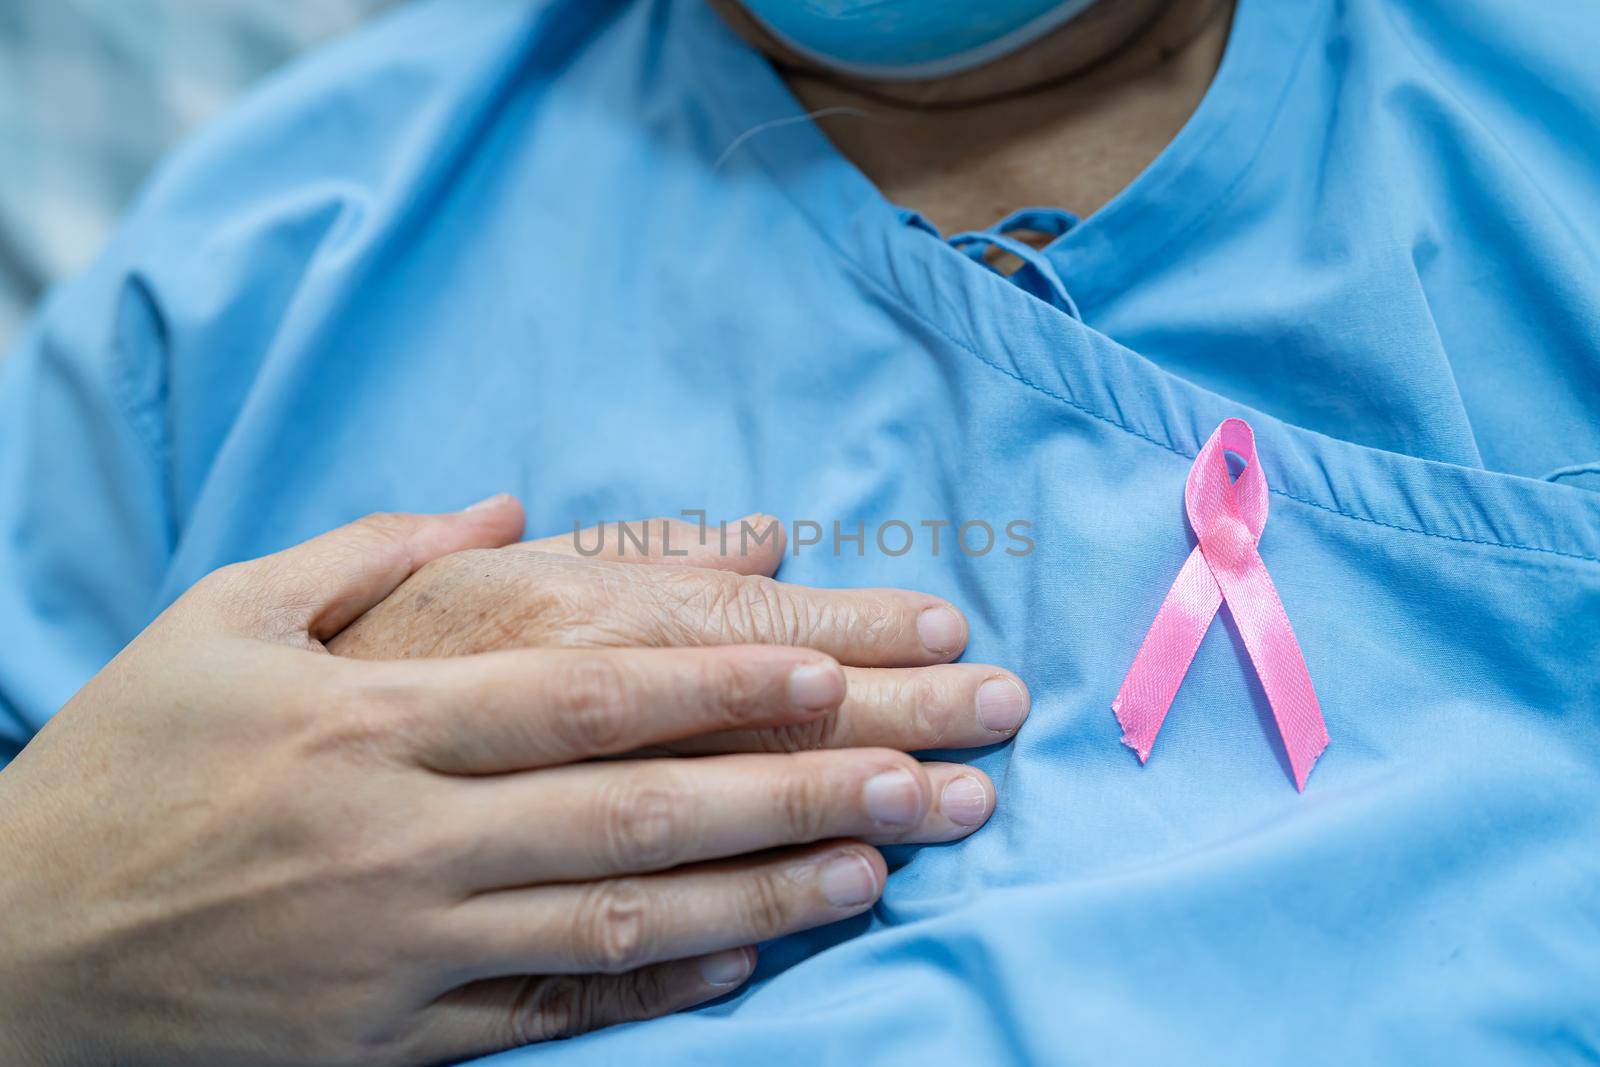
[688,0,1600,566]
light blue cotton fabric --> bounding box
[2,0,1599,1062]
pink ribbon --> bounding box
[1112,418,1330,790]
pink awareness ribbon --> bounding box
[1112,418,1330,790]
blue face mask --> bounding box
[737,0,1102,81]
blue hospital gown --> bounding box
[2,0,1599,1063]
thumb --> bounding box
[245,494,526,641]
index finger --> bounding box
[366,644,848,774]
[621,565,970,667]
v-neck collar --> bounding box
[1035,0,1321,315]
[692,0,1321,320]
[683,0,1600,565]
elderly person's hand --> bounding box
[0,498,1027,1067]
[331,502,1031,761]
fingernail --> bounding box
[819,853,879,908]
[976,677,1029,733]
[916,606,965,655]
[863,768,922,826]
[940,775,991,827]
[788,660,845,711]
[698,948,754,987]
[462,493,510,513]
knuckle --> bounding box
[696,653,769,730]
[326,514,420,587]
[553,656,634,753]
[846,596,904,649]
[331,513,419,581]
[638,570,715,638]
[739,866,799,938]
[761,711,845,753]
[884,672,940,743]
[508,975,590,1043]
[772,763,832,842]
[612,964,674,1022]
[576,880,654,973]
[665,572,805,647]
[598,772,687,872]
[733,576,807,644]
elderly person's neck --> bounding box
[711,0,1235,237]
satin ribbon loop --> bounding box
[1112,418,1330,791]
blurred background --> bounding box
[0,0,397,354]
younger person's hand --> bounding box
[0,502,1019,1066]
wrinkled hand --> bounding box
[332,505,1032,761]
[0,500,1025,1067]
